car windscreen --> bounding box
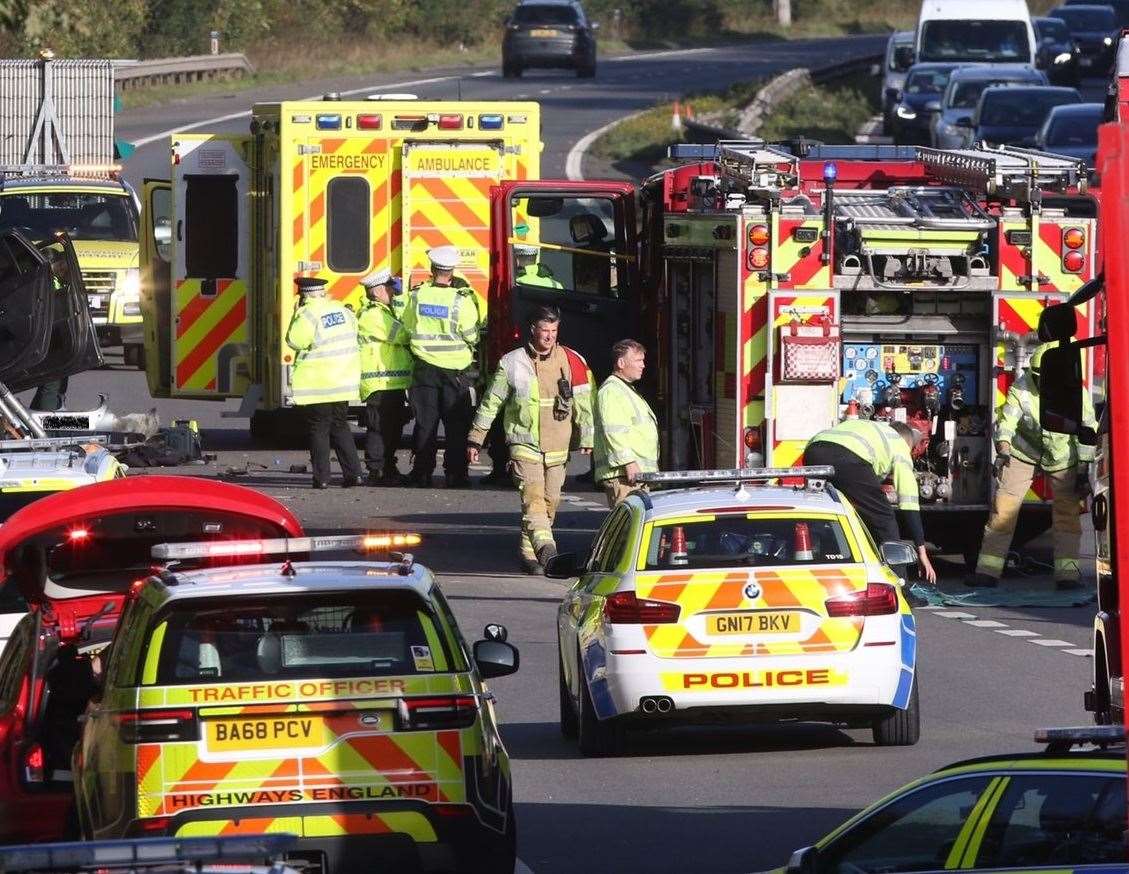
[919,20,1032,62]
[1053,7,1117,29]
[643,517,854,570]
[905,68,954,94]
[1036,18,1072,40]
[980,91,1080,127]
[1046,108,1102,145]
[0,193,137,243]
[149,590,456,685]
[949,78,1029,109]
[513,5,579,24]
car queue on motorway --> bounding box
[0,0,1127,872]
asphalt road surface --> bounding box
[33,38,1112,871]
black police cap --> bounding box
[295,277,328,292]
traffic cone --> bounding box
[844,399,859,419]
[793,522,813,561]
[671,525,689,566]
[685,102,695,120]
[671,100,683,132]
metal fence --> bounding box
[114,53,255,90]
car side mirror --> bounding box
[544,552,583,578]
[484,623,508,642]
[786,845,819,874]
[880,541,917,567]
[924,99,941,113]
[955,115,973,127]
[473,639,520,679]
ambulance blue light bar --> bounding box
[151,533,422,561]
[635,466,835,485]
[478,114,504,130]
[315,114,342,130]
[0,834,295,871]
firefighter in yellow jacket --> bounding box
[467,305,594,574]
[967,342,1096,589]
[286,276,362,489]
[358,268,412,486]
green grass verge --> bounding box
[758,69,880,144]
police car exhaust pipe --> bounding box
[655,697,673,714]
[639,696,674,715]
[640,697,658,714]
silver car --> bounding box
[882,31,915,132]
[930,64,1047,148]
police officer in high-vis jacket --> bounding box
[968,342,1097,589]
[514,243,563,289]
[358,267,412,486]
[467,305,594,574]
[286,276,363,489]
[402,245,484,488]
[594,339,660,507]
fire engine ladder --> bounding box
[713,141,800,188]
[915,145,1089,200]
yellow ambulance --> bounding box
[140,98,541,439]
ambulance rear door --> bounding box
[170,135,252,399]
[139,178,172,397]
[490,180,638,380]
[401,141,507,302]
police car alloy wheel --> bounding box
[576,650,625,757]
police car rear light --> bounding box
[152,533,421,561]
[114,709,199,744]
[315,114,342,130]
[23,744,44,783]
[356,114,383,130]
[825,583,898,617]
[136,816,172,835]
[478,114,504,130]
[438,114,463,130]
[396,696,477,731]
[604,591,680,624]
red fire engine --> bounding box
[492,142,1099,557]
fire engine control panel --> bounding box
[840,343,980,409]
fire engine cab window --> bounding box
[644,517,853,570]
[510,196,623,298]
[151,590,451,684]
[326,176,370,274]
[185,175,237,279]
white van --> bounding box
[917,0,1037,66]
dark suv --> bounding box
[502,0,598,78]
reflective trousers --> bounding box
[305,401,362,486]
[975,457,1083,582]
[364,389,408,474]
[511,454,567,560]
[409,361,472,479]
[601,475,647,509]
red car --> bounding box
[0,476,302,843]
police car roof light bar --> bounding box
[1035,725,1125,753]
[0,834,296,872]
[151,533,422,562]
[635,466,835,486]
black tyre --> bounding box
[462,809,516,874]
[576,650,624,756]
[873,678,921,746]
[503,62,523,79]
[559,649,578,738]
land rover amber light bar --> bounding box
[635,466,836,485]
[151,533,422,561]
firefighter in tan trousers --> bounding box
[467,305,595,574]
[966,342,1096,590]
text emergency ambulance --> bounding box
[139,98,540,438]
[0,56,144,365]
[492,140,1101,555]
[73,533,519,874]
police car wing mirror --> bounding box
[786,845,819,874]
[473,639,520,679]
[484,623,508,642]
[543,552,582,579]
[879,541,917,567]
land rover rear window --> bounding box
[644,516,854,570]
[149,590,453,685]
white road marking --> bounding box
[1030,638,1075,648]
[995,628,1041,637]
[964,619,1007,628]
[924,603,1088,660]
[934,610,977,619]
[564,106,653,180]
[539,88,552,94]
[1064,648,1093,657]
